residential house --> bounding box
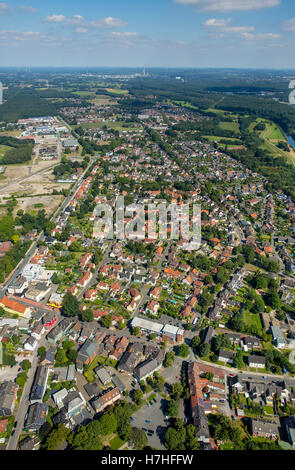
[25,403,48,431]
[0,381,18,416]
[248,355,266,369]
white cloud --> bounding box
[75,27,89,34]
[204,17,254,34]
[67,15,86,25]
[0,30,43,40]
[107,31,139,38]
[90,17,127,28]
[0,2,12,14]
[44,14,67,23]
[241,32,281,40]
[173,0,281,11]
[283,18,295,32]
[43,14,127,30]
[19,6,38,14]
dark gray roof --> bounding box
[84,382,100,399]
[26,403,48,430]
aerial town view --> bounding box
[0,0,295,460]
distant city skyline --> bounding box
[0,0,294,68]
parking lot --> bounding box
[131,394,167,449]
[0,365,20,382]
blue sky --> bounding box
[0,0,294,68]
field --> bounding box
[0,145,10,157]
[91,95,118,106]
[105,88,129,95]
[249,118,295,166]
[0,165,72,217]
[14,194,64,217]
[172,100,199,110]
[204,135,242,144]
[0,130,22,138]
[242,311,262,330]
[72,91,96,98]
[218,121,240,133]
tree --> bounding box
[20,359,31,372]
[234,350,245,369]
[62,292,80,317]
[171,383,183,400]
[254,274,269,290]
[11,334,20,345]
[16,372,28,387]
[164,351,175,368]
[80,308,94,322]
[44,423,70,450]
[67,349,78,363]
[55,348,68,366]
[130,428,148,450]
[192,336,201,350]
[133,326,140,336]
[177,343,190,358]
[198,343,210,357]
[133,389,144,405]
[62,339,75,351]
[266,290,281,310]
[167,400,179,417]
[252,297,265,314]
[212,334,231,353]
[165,427,181,450]
[98,412,117,436]
[38,346,46,357]
[101,314,112,328]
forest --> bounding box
[0,136,34,165]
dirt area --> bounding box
[14,194,64,217]
[1,165,72,194]
[1,160,56,186]
[0,130,22,137]
[0,166,71,217]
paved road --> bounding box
[6,342,44,450]
[2,161,94,298]
[195,356,295,385]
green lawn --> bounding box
[84,356,102,382]
[218,121,240,133]
[72,91,96,98]
[0,144,10,156]
[110,436,126,450]
[242,311,262,330]
[263,405,274,415]
[203,135,242,143]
